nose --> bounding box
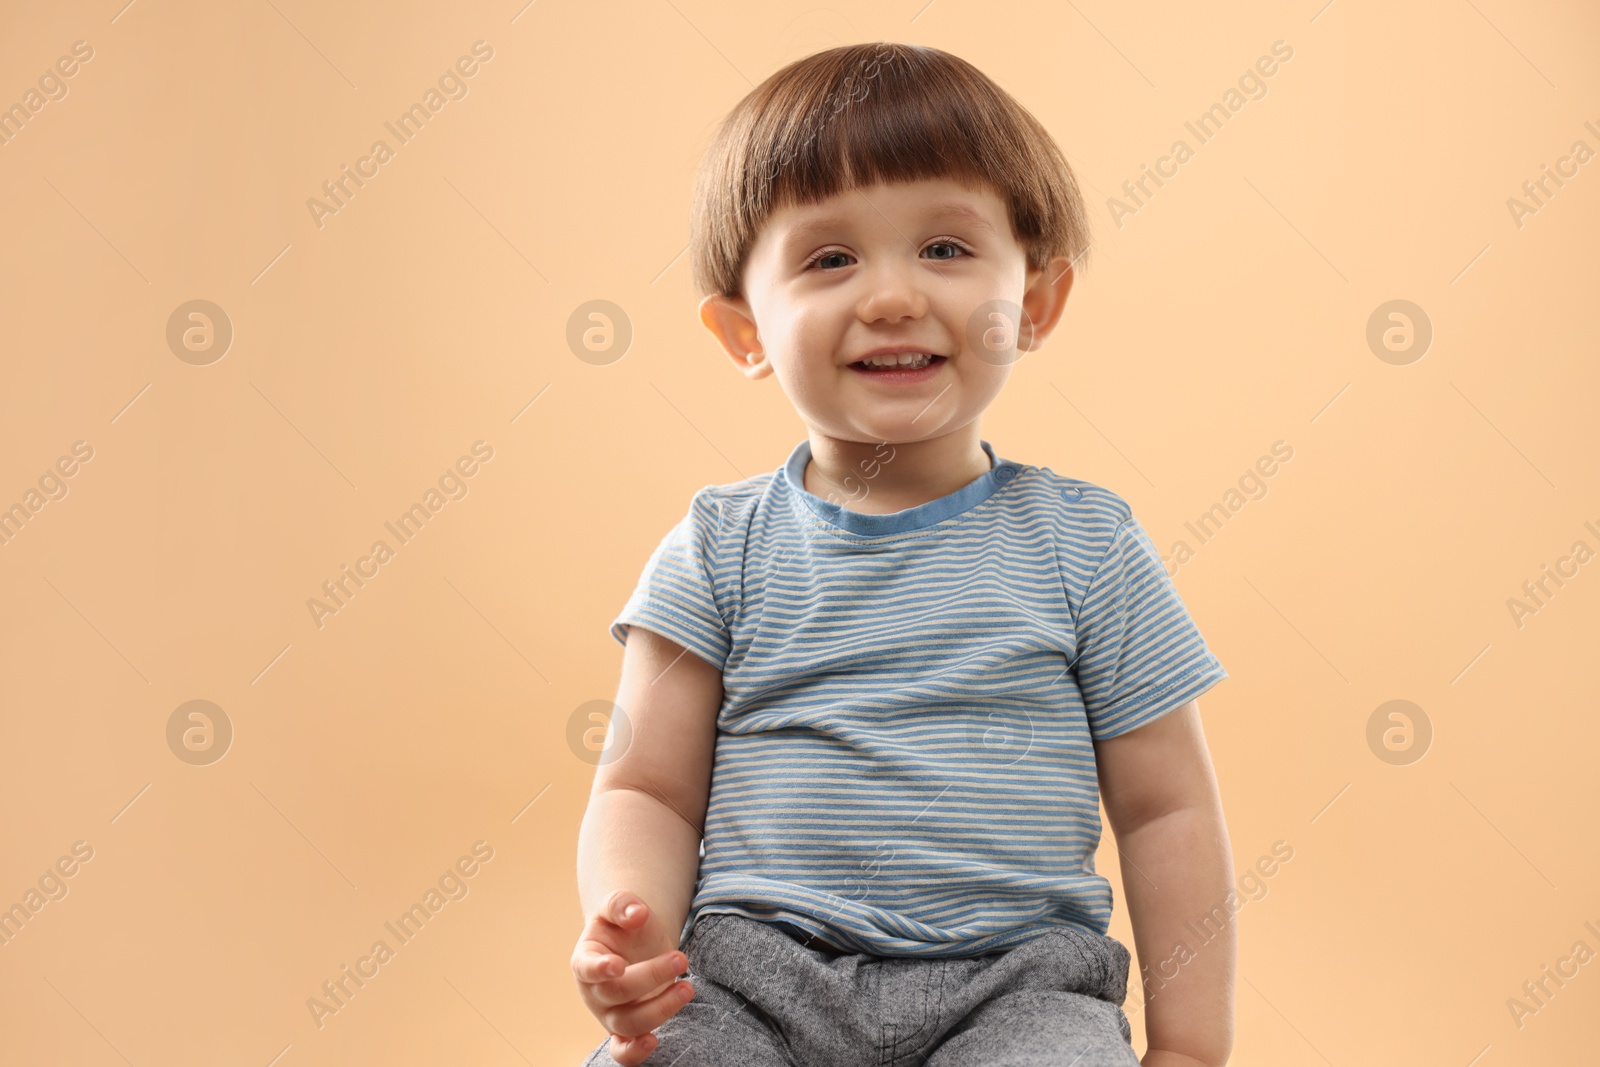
[856,257,930,324]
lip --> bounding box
[847,354,947,382]
[855,345,945,361]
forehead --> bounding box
[765,178,1006,246]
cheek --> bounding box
[771,350,831,400]
[938,286,1023,362]
[964,361,1014,396]
[781,306,842,359]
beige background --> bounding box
[1,1,1596,1064]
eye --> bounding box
[924,239,972,260]
[803,247,852,271]
[801,239,973,271]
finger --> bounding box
[602,889,649,929]
[571,943,628,984]
[609,1031,657,1066]
[590,949,689,1008]
[604,976,695,1037]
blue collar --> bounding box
[782,438,1020,536]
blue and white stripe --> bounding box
[611,437,1227,958]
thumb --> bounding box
[603,889,649,928]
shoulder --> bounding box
[1000,463,1162,592]
[683,471,780,537]
[1007,461,1137,538]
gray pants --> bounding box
[581,913,1140,1066]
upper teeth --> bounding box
[860,353,935,368]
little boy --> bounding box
[574,42,1234,1067]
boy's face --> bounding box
[700,177,1075,447]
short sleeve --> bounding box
[608,488,731,671]
[1073,517,1227,740]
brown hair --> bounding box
[690,42,1091,300]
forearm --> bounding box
[1117,802,1236,1067]
[576,785,703,953]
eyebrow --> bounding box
[781,202,998,250]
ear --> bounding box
[699,293,773,379]
[1017,255,1077,353]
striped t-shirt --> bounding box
[609,437,1227,959]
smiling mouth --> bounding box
[850,354,947,371]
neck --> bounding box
[803,426,992,515]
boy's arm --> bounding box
[1094,699,1235,1067]
[577,624,723,955]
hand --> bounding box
[571,890,695,1065]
